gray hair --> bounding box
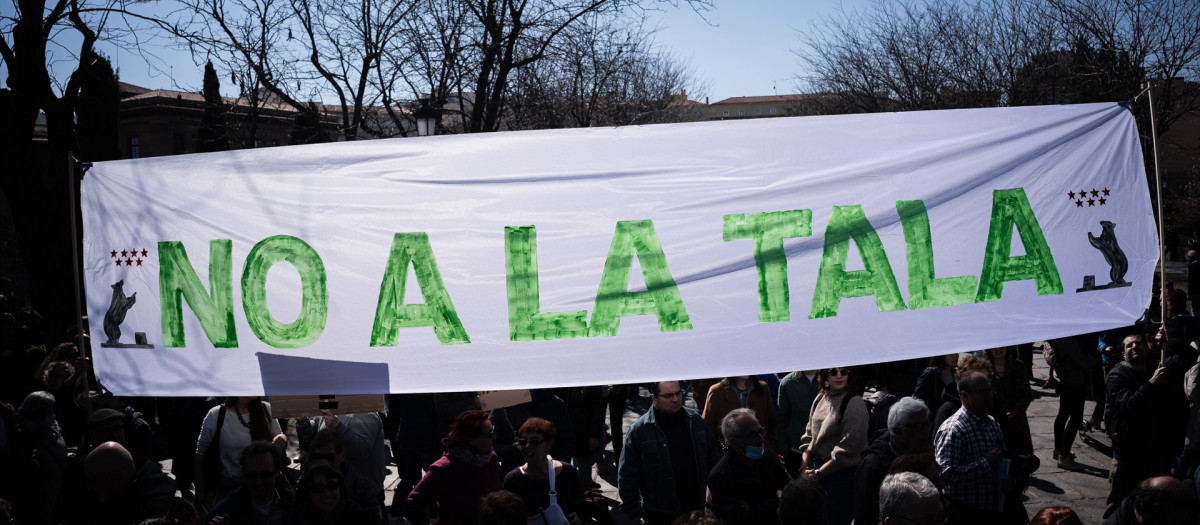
[889,397,930,431]
[721,408,758,440]
[879,472,940,525]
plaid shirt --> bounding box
[934,405,1006,511]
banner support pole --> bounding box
[67,152,90,392]
[1143,82,1167,362]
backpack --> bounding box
[1042,342,1058,368]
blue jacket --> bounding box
[617,406,721,518]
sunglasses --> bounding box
[243,470,275,481]
[516,437,546,447]
[309,452,338,463]
[309,481,341,494]
[655,391,684,399]
[826,368,850,377]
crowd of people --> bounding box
[1,260,1200,525]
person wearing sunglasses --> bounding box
[798,367,868,525]
[295,460,379,524]
[501,417,583,524]
[618,381,722,525]
[206,441,296,525]
[405,409,503,525]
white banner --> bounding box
[82,103,1156,396]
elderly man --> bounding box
[878,472,943,525]
[1104,475,1198,525]
[853,397,931,525]
[707,408,789,525]
[934,369,1011,524]
[619,381,721,525]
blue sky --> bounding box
[645,0,864,102]
[16,0,866,103]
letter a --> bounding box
[589,220,692,337]
[976,188,1063,302]
[371,233,469,345]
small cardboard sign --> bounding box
[269,394,387,419]
[478,389,532,411]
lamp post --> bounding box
[414,99,441,137]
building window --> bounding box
[129,136,140,159]
[173,133,186,154]
[722,110,730,117]
[770,108,778,115]
[738,109,746,116]
[696,110,704,117]
[754,109,761,116]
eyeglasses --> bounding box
[243,470,275,481]
[655,391,683,399]
[309,452,338,463]
[309,481,341,494]
[826,368,850,377]
[516,437,546,447]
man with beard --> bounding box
[853,397,931,525]
[1105,333,1170,518]
[618,381,721,525]
[707,408,789,524]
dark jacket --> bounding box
[1106,361,1163,455]
[206,482,298,525]
[559,386,606,457]
[707,449,789,525]
[618,406,721,518]
[777,372,820,453]
[853,431,909,525]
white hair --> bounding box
[721,408,758,440]
[878,472,940,525]
[889,397,930,431]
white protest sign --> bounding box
[82,103,1156,396]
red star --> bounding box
[1088,199,1096,206]
[1067,191,1076,200]
[1099,197,1107,205]
[135,258,143,266]
[1080,189,1087,197]
[1075,200,1084,207]
[110,250,117,258]
[1091,189,1099,197]
[125,258,133,266]
[140,249,148,257]
[115,259,123,266]
[1102,188,1110,196]
[120,249,128,257]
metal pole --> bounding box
[67,152,90,389]
[1145,82,1167,362]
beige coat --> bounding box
[798,389,869,470]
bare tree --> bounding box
[0,0,153,331]
[507,19,703,129]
